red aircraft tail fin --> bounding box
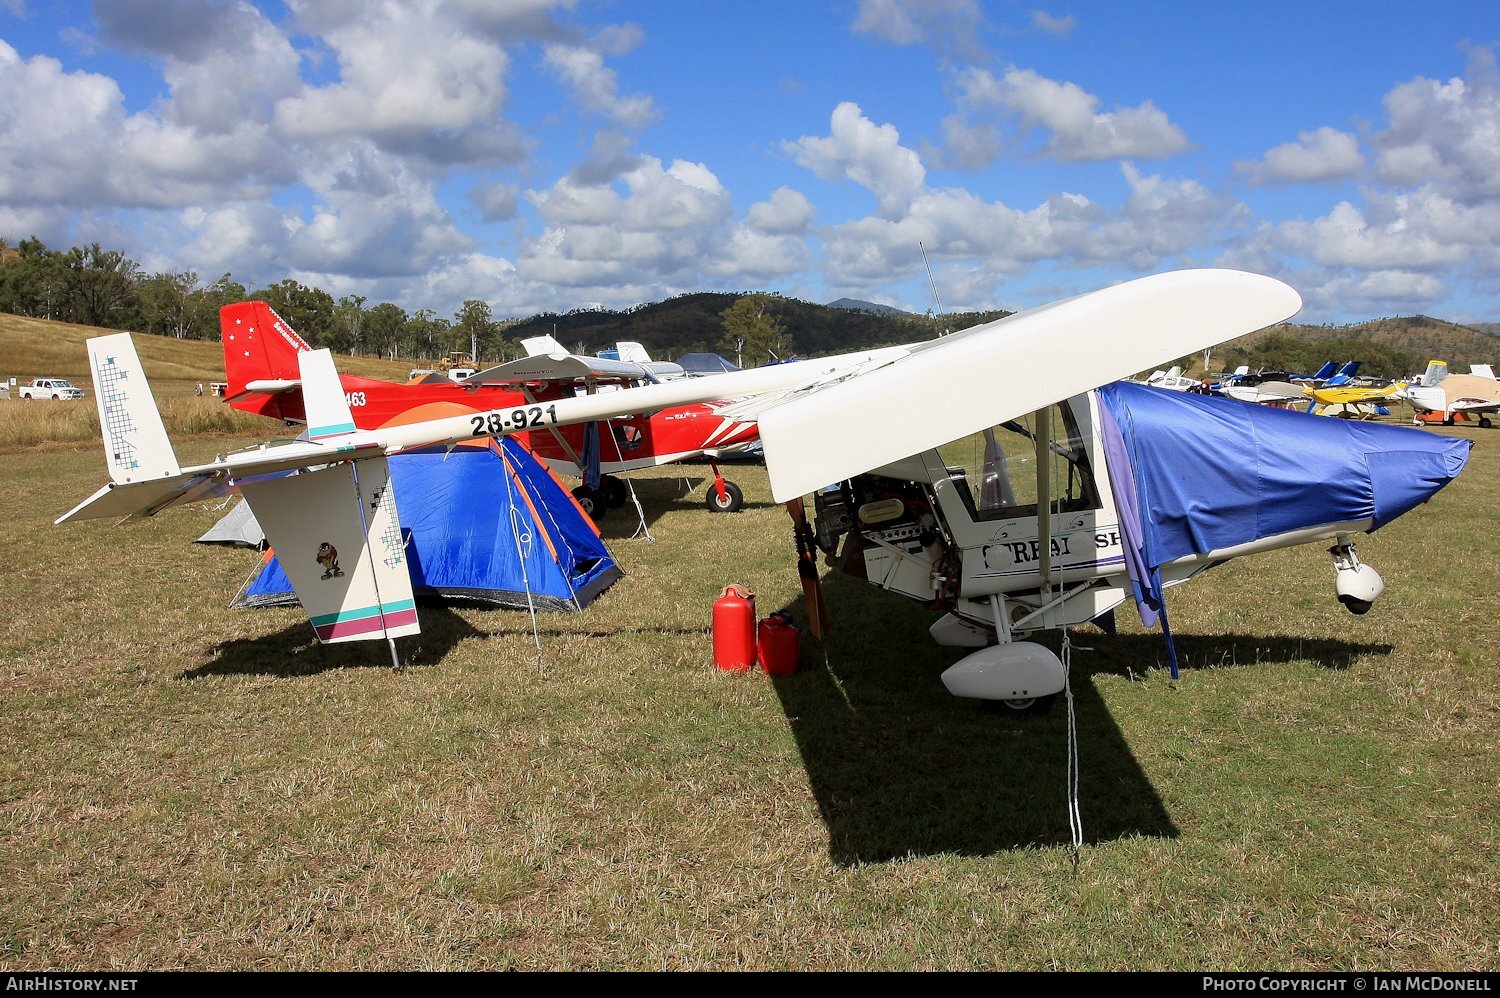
[220,301,312,398]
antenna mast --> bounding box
[919,241,947,335]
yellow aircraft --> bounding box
[1306,381,1406,419]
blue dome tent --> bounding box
[231,437,622,612]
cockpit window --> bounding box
[940,399,1100,520]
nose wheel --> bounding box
[601,475,628,508]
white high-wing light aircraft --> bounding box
[59,270,1470,706]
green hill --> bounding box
[506,293,1009,360]
[1212,315,1498,379]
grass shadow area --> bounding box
[593,475,686,539]
[181,604,482,679]
[1074,628,1393,677]
[768,575,1179,864]
[595,471,777,539]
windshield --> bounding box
[938,399,1100,521]
[53,380,76,388]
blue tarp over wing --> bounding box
[234,439,622,612]
[1097,381,1471,571]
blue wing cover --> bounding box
[1097,381,1470,573]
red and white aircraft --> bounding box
[219,302,760,516]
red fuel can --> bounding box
[712,584,756,672]
[757,612,800,676]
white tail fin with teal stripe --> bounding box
[238,457,419,644]
[298,348,357,440]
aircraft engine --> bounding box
[812,475,935,555]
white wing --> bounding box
[756,270,1301,501]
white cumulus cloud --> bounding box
[1241,126,1364,185]
[274,0,522,166]
[1372,48,1500,202]
[521,156,734,298]
[953,66,1190,162]
[746,187,815,235]
[543,43,658,129]
[851,0,982,46]
[784,102,927,218]
[1029,10,1076,37]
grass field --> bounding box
[0,334,1496,969]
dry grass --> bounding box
[0,328,1496,970]
[0,396,272,449]
[0,310,422,385]
[0,309,449,449]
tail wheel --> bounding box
[571,485,605,521]
[601,475,628,508]
[704,480,743,513]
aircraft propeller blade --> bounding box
[787,497,830,642]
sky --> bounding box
[2,0,1499,325]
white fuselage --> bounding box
[822,392,1369,639]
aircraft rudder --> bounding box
[298,348,357,440]
[87,332,181,484]
[238,458,419,644]
[220,300,310,397]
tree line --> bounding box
[0,236,516,362]
[0,237,1015,366]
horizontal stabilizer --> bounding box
[239,458,419,644]
[521,334,568,357]
[55,472,232,524]
[239,378,301,395]
[757,270,1303,502]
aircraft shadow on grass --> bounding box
[180,603,483,679]
[594,471,775,540]
[1077,629,1392,677]
[766,571,1394,865]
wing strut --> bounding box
[1034,406,1053,587]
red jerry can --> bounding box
[712,584,756,672]
[757,612,800,676]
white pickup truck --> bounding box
[17,378,85,400]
